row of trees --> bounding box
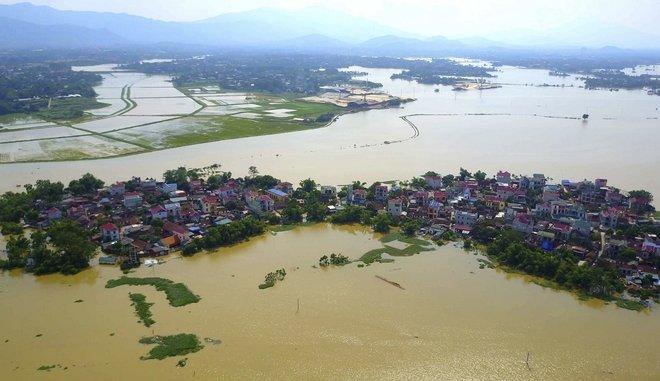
[182,217,265,256]
[486,230,624,298]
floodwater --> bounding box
[0,224,658,380]
[1,65,658,198]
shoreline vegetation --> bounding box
[0,167,657,313]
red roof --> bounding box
[150,205,166,214]
[101,222,118,231]
[163,221,189,235]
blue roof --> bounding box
[267,188,288,197]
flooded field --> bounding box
[0,224,658,380]
[1,64,659,199]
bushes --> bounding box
[486,230,623,298]
[258,268,287,289]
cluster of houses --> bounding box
[27,169,658,291]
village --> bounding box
[2,167,659,303]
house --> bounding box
[200,195,220,214]
[350,188,367,205]
[258,195,274,213]
[414,191,430,206]
[101,222,120,242]
[512,213,534,234]
[423,174,443,189]
[433,190,448,203]
[542,185,561,202]
[109,182,125,197]
[162,221,191,243]
[374,183,389,201]
[496,170,511,184]
[320,186,337,201]
[427,200,444,219]
[529,174,546,190]
[550,222,572,240]
[47,207,62,221]
[387,197,404,216]
[506,203,527,221]
[484,195,505,210]
[454,211,478,227]
[164,202,182,218]
[571,219,592,236]
[276,182,294,196]
[123,192,143,209]
[160,235,181,249]
[600,208,621,229]
[267,188,289,206]
[162,183,178,195]
[641,234,660,258]
[149,205,168,220]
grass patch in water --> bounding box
[359,244,433,264]
[615,298,647,311]
[139,334,203,360]
[380,232,431,247]
[106,277,200,307]
[129,292,155,327]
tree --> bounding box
[299,178,318,193]
[29,180,64,203]
[41,219,96,275]
[305,199,327,222]
[281,201,303,224]
[474,170,487,182]
[3,235,29,269]
[163,167,190,190]
[401,219,421,236]
[372,214,391,233]
[459,168,472,181]
[410,177,427,189]
[442,174,455,187]
[68,173,105,195]
[248,166,259,177]
[618,247,637,263]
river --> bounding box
[1,65,659,201]
[0,224,658,380]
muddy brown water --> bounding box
[0,224,658,380]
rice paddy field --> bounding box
[0,66,340,163]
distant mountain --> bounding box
[0,2,409,47]
[0,16,124,48]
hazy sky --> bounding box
[2,0,659,38]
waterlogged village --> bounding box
[2,164,658,304]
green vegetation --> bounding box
[380,232,429,246]
[139,334,204,360]
[1,63,101,116]
[319,253,351,267]
[36,97,109,121]
[615,298,647,311]
[129,293,155,327]
[359,244,433,264]
[180,217,265,256]
[105,277,200,307]
[258,268,287,289]
[0,222,23,235]
[486,230,623,299]
[1,220,96,274]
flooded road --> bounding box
[0,224,658,380]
